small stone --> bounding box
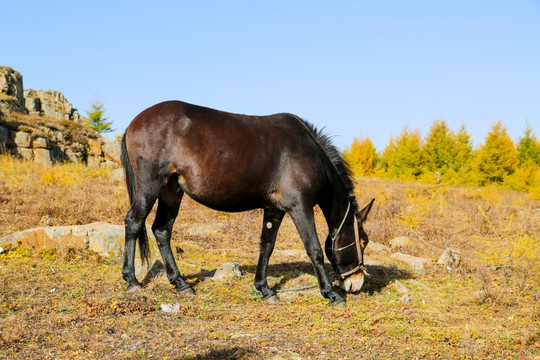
[399,293,412,304]
[409,279,429,289]
[100,159,117,168]
[160,303,180,313]
[533,209,540,216]
[391,279,409,294]
[437,248,461,269]
[389,236,412,248]
[0,247,4,254]
[39,215,55,227]
[274,249,309,259]
[212,262,242,280]
[390,252,432,271]
[111,168,125,182]
[87,156,100,167]
[366,240,390,253]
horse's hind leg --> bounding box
[123,184,160,291]
[254,208,285,302]
[152,184,194,294]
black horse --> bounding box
[121,101,374,306]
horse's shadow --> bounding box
[165,260,409,299]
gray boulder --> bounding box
[33,148,53,166]
[0,222,160,261]
[212,262,242,280]
[13,131,31,147]
[389,236,412,249]
[437,248,461,269]
[33,137,49,149]
[366,240,390,253]
[111,168,125,182]
[103,138,121,163]
[390,252,432,271]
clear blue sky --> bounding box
[3,1,539,151]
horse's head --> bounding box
[325,198,375,293]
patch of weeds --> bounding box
[0,245,33,259]
[37,248,58,260]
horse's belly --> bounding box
[177,173,269,212]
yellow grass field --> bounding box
[1,156,539,359]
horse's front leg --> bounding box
[153,188,194,295]
[288,203,345,307]
[254,208,285,303]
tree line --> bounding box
[343,120,540,197]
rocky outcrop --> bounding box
[0,66,83,121]
[0,121,119,167]
[0,65,121,167]
[0,66,25,114]
[24,89,84,121]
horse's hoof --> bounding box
[330,299,347,308]
[177,287,195,296]
[126,284,142,293]
[263,295,280,304]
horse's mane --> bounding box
[294,116,359,212]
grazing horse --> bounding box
[121,101,374,306]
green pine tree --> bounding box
[85,97,114,133]
[421,119,455,174]
[381,127,423,180]
[452,123,474,173]
[517,122,540,166]
[474,120,519,184]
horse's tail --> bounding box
[121,132,150,266]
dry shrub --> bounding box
[0,154,127,236]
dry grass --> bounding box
[1,156,540,359]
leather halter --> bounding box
[329,199,363,279]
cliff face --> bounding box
[0,66,25,114]
[24,89,84,121]
[0,65,83,121]
[0,65,119,167]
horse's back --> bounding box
[125,101,327,211]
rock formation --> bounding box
[24,89,84,121]
[0,66,25,113]
[0,65,83,121]
[0,65,120,167]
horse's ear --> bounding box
[358,198,375,222]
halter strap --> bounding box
[330,199,363,279]
[338,215,362,278]
[330,200,350,245]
